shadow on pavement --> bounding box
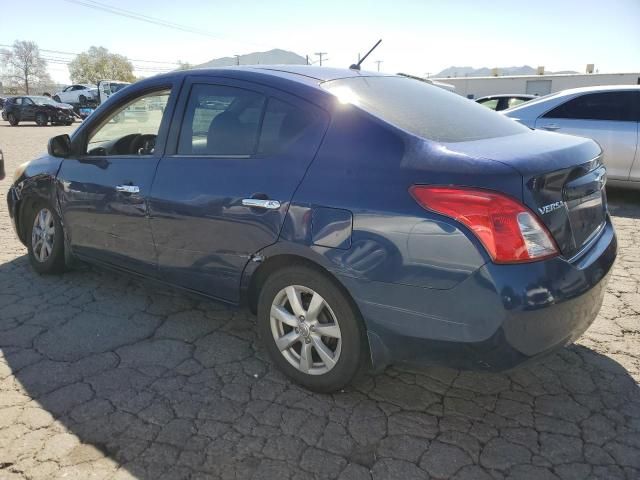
[607,187,640,220]
[1,254,639,479]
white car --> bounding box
[504,85,640,188]
[53,84,98,105]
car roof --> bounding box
[152,65,395,86]
[546,84,640,95]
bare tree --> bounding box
[1,40,50,94]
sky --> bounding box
[2,0,639,85]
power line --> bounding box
[62,0,221,38]
[0,43,180,66]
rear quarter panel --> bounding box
[276,104,528,290]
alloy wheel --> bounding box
[31,208,55,263]
[270,285,342,375]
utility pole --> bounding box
[374,60,383,72]
[315,52,327,66]
[234,55,240,65]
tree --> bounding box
[68,47,135,84]
[177,60,193,71]
[1,40,50,94]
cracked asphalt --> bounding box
[1,121,639,480]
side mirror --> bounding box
[48,134,71,158]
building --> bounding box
[432,72,640,98]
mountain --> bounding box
[434,65,579,78]
[196,49,307,68]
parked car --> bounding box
[53,84,98,105]
[2,96,75,126]
[7,67,617,392]
[476,94,536,111]
[504,86,640,187]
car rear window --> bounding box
[321,76,528,142]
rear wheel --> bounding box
[35,112,48,126]
[27,202,66,274]
[257,265,365,392]
[7,112,18,126]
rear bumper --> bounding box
[340,216,617,371]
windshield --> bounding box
[321,76,528,142]
[31,96,58,106]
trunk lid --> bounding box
[442,130,606,259]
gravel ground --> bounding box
[0,121,639,480]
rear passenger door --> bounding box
[149,77,328,302]
[535,91,638,180]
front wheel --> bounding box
[7,112,19,126]
[257,265,365,392]
[27,202,66,274]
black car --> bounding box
[476,94,536,111]
[2,96,75,126]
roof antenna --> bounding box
[350,39,382,70]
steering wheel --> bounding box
[129,134,157,155]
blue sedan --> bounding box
[7,66,616,392]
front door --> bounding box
[149,77,328,302]
[21,97,37,121]
[535,90,639,180]
[58,84,175,275]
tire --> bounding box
[7,112,19,126]
[26,201,66,274]
[79,95,86,105]
[35,112,48,126]
[53,95,61,103]
[257,264,365,392]
[64,121,74,126]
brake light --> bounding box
[410,186,558,263]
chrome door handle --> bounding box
[115,185,140,194]
[541,123,560,131]
[242,198,281,209]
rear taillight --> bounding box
[410,186,558,264]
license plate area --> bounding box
[564,166,606,252]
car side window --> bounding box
[177,84,266,156]
[23,98,34,105]
[14,98,22,105]
[508,98,527,108]
[86,88,171,157]
[543,92,635,121]
[257,98,323,155]
[478,98,499,110]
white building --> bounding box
[432,72,640,98]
